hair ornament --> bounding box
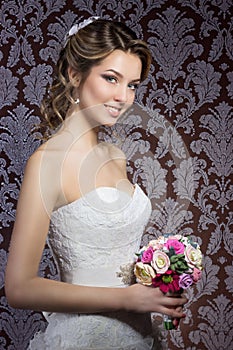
[64,16,100,46]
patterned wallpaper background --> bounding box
[0,0,232,349]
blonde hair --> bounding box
[41,19,151,131]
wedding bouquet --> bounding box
[134,234,203,330]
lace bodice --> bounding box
[48,184,152,287]
[28,185,160,350]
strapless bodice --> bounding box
[47,184,152,287]
[28,185,161,349]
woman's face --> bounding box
[76,49,142,126]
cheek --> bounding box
[131,92,136,102]
[84,82,110,103]
[127,91,136,104]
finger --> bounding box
[165,292,188,305]
[175,306,183,313]
[162,295,186,307]
[172,317,180,329]
[159,306,186,319]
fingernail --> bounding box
[172,318,180,329]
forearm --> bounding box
[6,277,127,313]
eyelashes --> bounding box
[128,82,139,90]
[101,74,139,90]
[102,75,118,84]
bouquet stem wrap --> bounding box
[163,290,182,330]
[163,315,175,330]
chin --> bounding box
[103,121,118,127]
[101,115,120,127]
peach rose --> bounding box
[148,238,164,250]
[166,234,182,241]
[151,250,170,274]
[185,245,202,269]
[134,262,155,286]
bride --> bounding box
[5,18,186,349]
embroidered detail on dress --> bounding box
[116,262,136,285]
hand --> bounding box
[124,283,187,319]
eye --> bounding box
[128,82,139,90]
[102,74,118,84]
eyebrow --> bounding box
[105,69,141,82]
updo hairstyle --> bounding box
[41,19,151,130]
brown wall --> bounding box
[1,1,232,349]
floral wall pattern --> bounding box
[0,0,232,349]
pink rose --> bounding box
[141,246,154,263]
[151,250,170,274]
[192,267,202,282]
[179,273,193,289]
[165,239,185,254]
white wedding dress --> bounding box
[28,184,159,349]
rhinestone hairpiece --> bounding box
[64,16,100,47]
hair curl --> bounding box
[41,19,152,132]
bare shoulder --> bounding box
[23,139,66,213]
[27,136,66,168]
[25,146,46,174]
[25,145,54,178]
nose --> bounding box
[114,84,129,103]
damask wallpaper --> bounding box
[0,0,232,349]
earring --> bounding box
[75,98,80,104]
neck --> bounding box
[63,106,100,149]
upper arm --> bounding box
[5,149,58,289]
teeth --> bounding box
[105,105,121,117]
[109,107,119,112]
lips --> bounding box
[104,104,122,118]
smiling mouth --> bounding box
[104,104,122,118]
